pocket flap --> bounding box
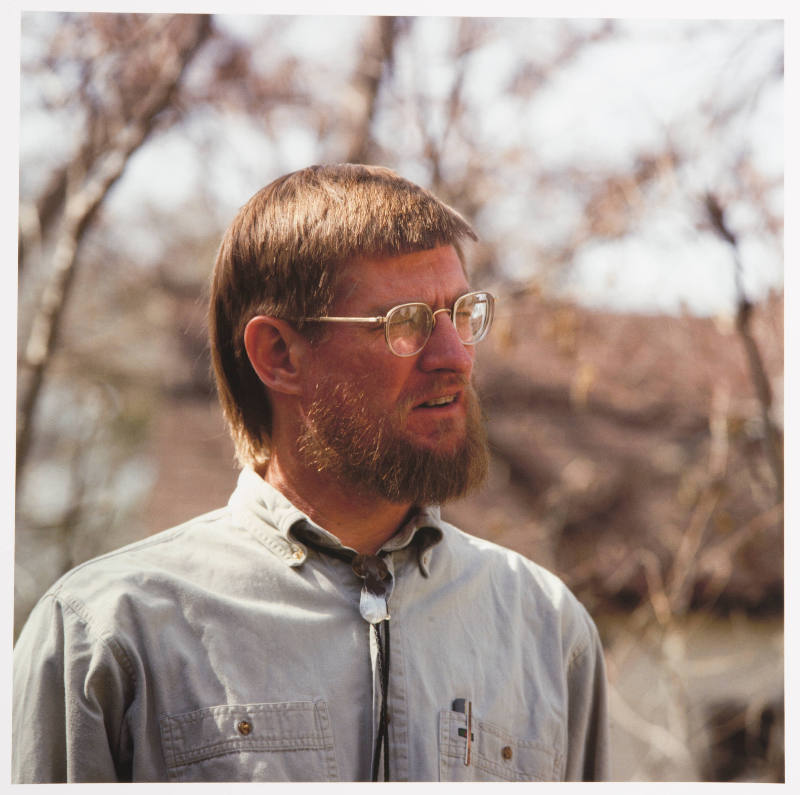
[160,700,333,769]
[440,709,561,781]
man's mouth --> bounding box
[418,394,458,409]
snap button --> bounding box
[501,745,513,761]
[237,720,252,736]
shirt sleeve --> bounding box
[12,593,134,783]
[563,614,611,781]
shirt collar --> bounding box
[228,468,443,575]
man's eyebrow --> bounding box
[367,298,424,315]
[368,291,474,315]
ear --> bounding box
[243,316,306,396]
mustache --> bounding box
[400,376,473,410]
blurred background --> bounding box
[15,12,784,782]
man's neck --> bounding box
[261,454,414,556]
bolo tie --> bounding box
[295,532,393,782]
[352,553,392,783]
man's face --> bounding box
[296,245,489,505]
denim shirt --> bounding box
[13,468,610,782]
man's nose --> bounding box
[418,311,474,375]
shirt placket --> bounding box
[379,552,410,782]
[368,615,384,778]
[282,513,430,782]
[354,549,413,782]
[361,554,393,782]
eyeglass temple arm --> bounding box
[301,315,386,327]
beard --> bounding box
[296,377,489,506]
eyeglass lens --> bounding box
[385,292,493,356]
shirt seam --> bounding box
[43,591,138,770]
[567,637,591,670]
[47,591,137,687]
[566,607,597,671]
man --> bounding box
[13,164,609,782]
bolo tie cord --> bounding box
[371,618,391,782]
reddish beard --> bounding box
[296,377,489,505]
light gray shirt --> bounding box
[13,468,610,782]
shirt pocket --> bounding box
[438,708,562,782]
[160,700,339,782]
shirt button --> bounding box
[501,746,513,761]
[237,720,253,736]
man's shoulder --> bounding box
[435,519,598,644]
[42,506,241,615]
[437,518,566,589]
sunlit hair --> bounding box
[209,163,478,469]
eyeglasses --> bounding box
[302,290,495,357]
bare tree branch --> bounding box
[16,14,212,480]
[704,192,783,503]
[345,16,402,164]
